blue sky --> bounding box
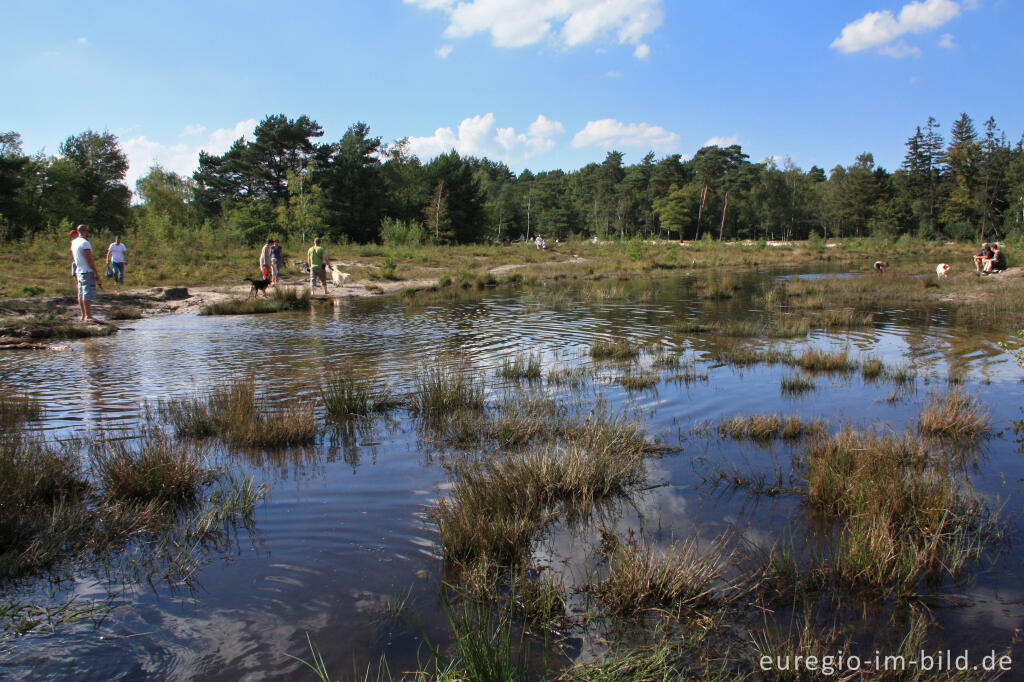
[3,0,1021,189]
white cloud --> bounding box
[76,37,88,46]
[703,135,739,148]
[878,39,923,57]
[405,0,663,53]
[405,113,565,163]
[121,119,257,190]
[938,32,956,47]
[830,0,961,55]
[633,43,651,59]
[436,44,454,58]
[571,118,679,150]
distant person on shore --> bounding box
[981,244,1007,275]
[259,239,272,280]
[271,239,282,285]
[307,237,331,296]
[973,243,993,274]
[535,235,546,250]
[71,225,102,321]
[106,235,127,292]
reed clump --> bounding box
[321,372,399,417]
[861,357,886,381]
[498,352,543,381]
[90,429,212,503]
[432,420,649,566]
[0,389,42,425]
[597,534,732,616]
[616,369,660,391]
[545,365,590,388]
[780,374,815,395]
[795,348,855,373]
[413,365,486,418]
[199,287,311,315]
[718,414,826,443]
[590,338,640,361]
[711,346,795,367]
[161,377,316,447]
[795,428,995,593]
[916,390,990,440]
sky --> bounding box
[3,0,1021,190]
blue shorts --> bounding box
[77,271,97,301]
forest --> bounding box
[1,112,1022,247]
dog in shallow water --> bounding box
[245,277,272,297]
[936,263,951,278]
[873,260,889,274]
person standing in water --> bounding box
[71,225,103,321]
[106,235,127,292]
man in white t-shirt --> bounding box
[106,235,128,289]
[71,224,103,321]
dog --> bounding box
[331,268,351,287]
[245,277,272,298]
[936,263,951,278]
[873,260,889,274]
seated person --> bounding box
[974,243,993,273]
[983,244,1007,273]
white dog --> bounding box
[331,268,350,287]
[936,263,951,278]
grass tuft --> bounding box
[916,390,990,440]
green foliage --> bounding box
[380,217,428,246]
[624,235,645,261]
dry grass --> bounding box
[413,364,486,418]
[596,532,732,616]
[321,371,399,418]
[718,414,826,443]
[590,338,641,361]
[795,348,855,373]
[90,429,212,503]
[161,376,316,447]
[616,369,660,391]
[497,352,543,381]
[916,391,990,440]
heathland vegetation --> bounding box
[1,111,1022,265]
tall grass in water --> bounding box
[413,365,486,418]
[718,414,826,443]
[796,428,996,594]
[321,372,398,417]
[795,348,855,373]
[161,377,316,447]
[590,338,640,361]
[199,286,311,315]
[497,352,543,381]
[916,390,990,440]
[597,533,732,616]
[0,389,42,425]
[90,428,211,503]
[432,416,649,566]
[780,373,815,395]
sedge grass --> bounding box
[916,390,990,440]
[780,373,815,395]
[199,286,311,316]
[498,352,543,382]
[90,429,211,503]
[718,414,826,443]
[161,377,316,447]
[590,338,640,361]
[321,371,399,418]
[413,365,486,418]
[795,348,855,373]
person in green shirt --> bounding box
[307,237,331,296]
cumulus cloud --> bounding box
[879,40,923,57]
[436,44,454,58]
[571,118,680,150]
[405,0,663,56]
[633,43,651,59]
[938,32,956,48]
[121,119,257,190]
[830,0,962,56]
[405,113,565,163]
[703,135,739,148]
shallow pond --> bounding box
[2,267,1023,679]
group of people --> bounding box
[68,225,128,322]
[259,239,283,285]
[973,242,1007,275]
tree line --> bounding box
[2,112,1022,246]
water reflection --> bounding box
[2,269,1023,679]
